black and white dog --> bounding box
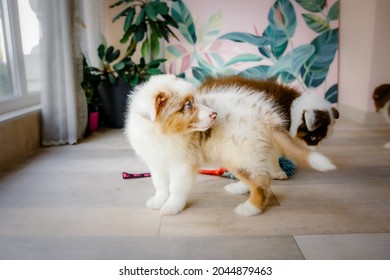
[372,84,390,149]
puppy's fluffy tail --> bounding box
[271,125,336,172]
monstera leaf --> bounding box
[328,1,339,21]
[301,28,339,88]
[218,32,270,47]
[239,65,270,79]
[171,0,197,45]
[199,11,223,45]
[268,44,315,79]
[166,44,187,58]
[261,0,296,59]
[325,83,338,104]
[302,14,330,33]
[229,0,314,82]
[260,26,289,59]
[268,0,297,39]
[295,0,326,12]
[225,54,262,66]
[279,72,297,84]
[192,66,213,82]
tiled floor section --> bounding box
[0,119,389,259]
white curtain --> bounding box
[39,0,102,146]
[80,0,104,69]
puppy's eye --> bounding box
[185,100,192,109]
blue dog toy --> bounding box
[278,156,296,177]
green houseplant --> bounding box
[83,0,179,128]
[82,56,101,134]
[110,0,179,64]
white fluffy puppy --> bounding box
[125,74,336,216]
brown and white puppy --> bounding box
[200,76,339,147]
[372,84,390,149]
[125,74,336,216]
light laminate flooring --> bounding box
[0,118,389,260]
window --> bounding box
[0,1,15,101]
[0,0,41,115]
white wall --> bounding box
[339,0,390,124]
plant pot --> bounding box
[88,111,99,133]
[97,80,132,128]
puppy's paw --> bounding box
[160,199,186,216]
[146,196,167,210]
[271,171,288,180]
[224,181,249,194]
[234,201,262,216]
[384,142,390,149]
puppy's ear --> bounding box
[151,92,168,121]
[304,109,332,131]
[303,110,317,131]
[332,107,339,119]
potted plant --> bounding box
[82,56,101,134]
[83,0,179,129]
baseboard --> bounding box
[0,110,41,169]
[338,103,387,125]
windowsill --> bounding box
[0,105,41,123]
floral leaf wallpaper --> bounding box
[301,28,338,88]
[171,0,197,45]
[295,0,326,12]
[165,0,339,103]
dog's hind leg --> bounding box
[230,168,271,216]
[269,150,288,180]
[224,181,250,194]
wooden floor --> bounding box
[0,118,389,259]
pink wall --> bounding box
[165,0,339,101]
[103,0,339,101]
[339,0,390,123]
[102,0,389,124]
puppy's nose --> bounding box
[210,112,217,120]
